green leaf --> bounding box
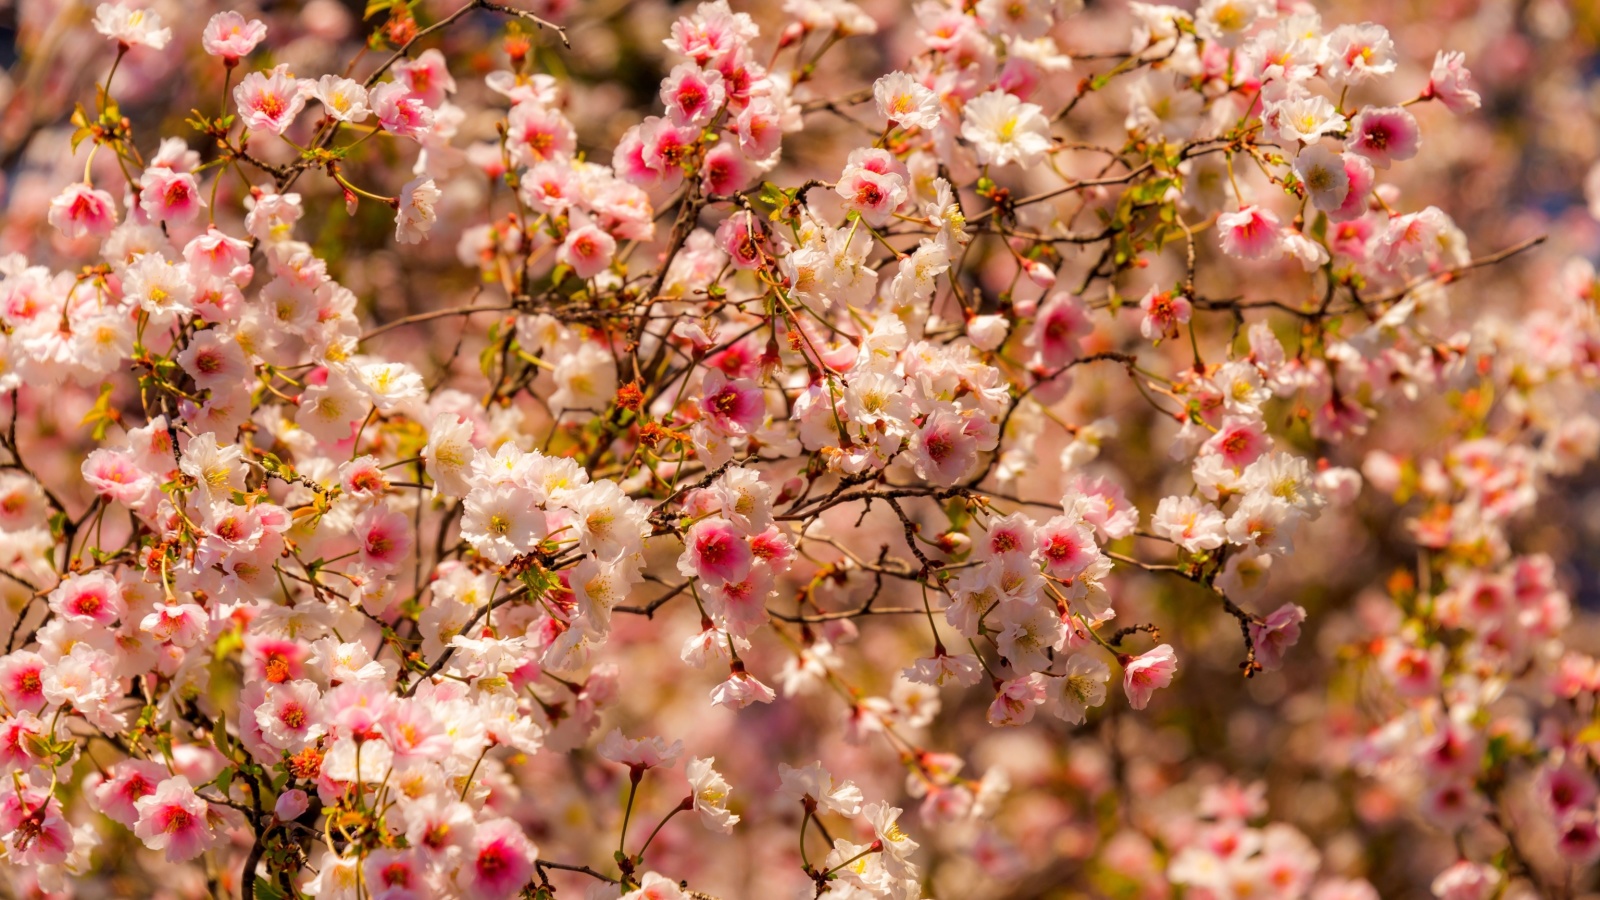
[213,712,232,756]
[518,563,559,601]
[80,381,117,441]
[253,878,288,900]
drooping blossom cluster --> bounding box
[0,0,1595,897]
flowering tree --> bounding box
[1,0,1599,897]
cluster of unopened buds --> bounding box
[1,0,1597,896]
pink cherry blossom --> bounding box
[47,570,125,626]
[1346,106,1421,169]
[1122,644,1178,710]
[1423,51,1481,114]
[138,166,206,225]
[709,668,778,708]
[356,506,414,570]
[558,223,617,279]
[680,517,753,585]
[234,65,308,135]
[393,49,457,108]
[1218,206,1284,259]
[987,673,1048,726]
[47,183,119,240]
[1249,603,1307,671]
[661,62,725,126]
[370,81,435,140]
[1137,287,1192,341]
[90,759,168,828]
[456,817,537,900]
[201,11,267,63]
[699,369,765,434]
[133,777,215,862]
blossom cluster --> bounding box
[0,0,1596,897]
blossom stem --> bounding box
[617,768,643,879]
[820,841,882,877]
[101,46,127,109]
[634,797,691,861]
[798,804,814,872]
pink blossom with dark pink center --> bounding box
[138,166,206,225]
[339,455,389,498]
[519,162,580,213]
[370,82,435,140]
[507,103,575,168]
[1027,293,1092,369]
[836,164,905,227]
[90,759,169,828]
[1248,603,1306,671]
[639,117,700,186]
[133,776,215,862]
[1327,153,1376,224]
[1137,287,1192,341]
[558,223,617,280]
[1346,106,1420,169]
[356,506,414,570]
[680,517,753,586]
[0,784,73,865]
[981,514,1036,560]
[987,673,1047,726]
[141,602,208,647]
[1204,417,1270,467]
[47,570,125,626]
[81,448,156,507]
[393,49,456,108]
[0,652,47,715]
[705,566,774,637]
[1330,218,1374,260]
[364,848,427,897]
[731,98,782,158]
[233,65,308,135]
[1536,761,1598,820]
[1217,205,1283,259]
[661,62,725,126]
[1379,642,1442,698]
[47,183,119,240]
[701,141,757,195]
[663,2,753,66]
[910,409,979,486]
[699,369,765,434]
[1122,644,1178,710]
[710,46,758,108]
[1558,817,1600,865]
[715,214,771,270]
[246,636,309,685]
[749,525,794,566]
[1036,516,1097,579]
[183,227,253,285]
[455,817,537,899]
